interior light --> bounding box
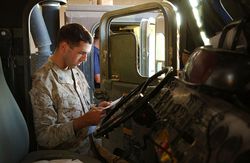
[200,31,210,45]
[176,12,181,26]
[188,0,210,45]
[173,5,178,12]
[189,0,199,8]
[192,8,202,28]
[173,5,181,26]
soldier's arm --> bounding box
[30,81,78,148]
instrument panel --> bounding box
[131,78,250,163]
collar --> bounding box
[48,57,74,84]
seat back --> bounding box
[0,58,29,163]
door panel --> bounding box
[110,32,142,83]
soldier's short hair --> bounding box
[56,23,93,48]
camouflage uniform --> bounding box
[30,58,93,153]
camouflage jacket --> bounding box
[30,58,93,152]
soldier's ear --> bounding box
[60,41,69,52]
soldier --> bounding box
[30,23,125,162]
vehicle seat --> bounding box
[0,58,100,163]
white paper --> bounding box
[104,96,123,110]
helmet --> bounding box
[182,46,250,92]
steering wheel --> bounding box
[94,67,174,138]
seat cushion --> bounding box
[33,159,83,163]
[21,150,101,163]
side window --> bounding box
[138,14,165,77]
[139,18,156,77]
[107,12,167,79]
[155,14,165,73]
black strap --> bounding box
[71,69,88,114]
[218,20,242,49]
[231,19,246,50]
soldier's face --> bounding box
[65,41,92,68]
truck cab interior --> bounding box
[1,0,250,162]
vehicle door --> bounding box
[99,2,180,100]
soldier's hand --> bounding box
[73,106,106,131]
[84,106,106,125]
[98,101,111,107]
